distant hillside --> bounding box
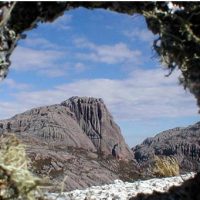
[132,122,200,172]
[0,96,138,191]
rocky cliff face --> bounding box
[61,97,132,158]
[132,122,200,172]
[0,96,132,159]
[0,103,96,151]
[0,96,137,191]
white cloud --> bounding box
[74,62,86,73]
[23,37,59,50]
[1,78,30,90]
[0,102,28,120]
[49,14,72,30]
[10,35,142,79]
[39,68,67,77]
[74,38,142,65]
[123,28,155,43]
[74,38,95,49]
[10,46,68,77]
[1,68,198,120]
[11,46,64,70]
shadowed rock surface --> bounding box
[132,122,200,172]
[0,96,138,191]
[0,96,132,159]
[130,172,200,200]
[61,97,132,158]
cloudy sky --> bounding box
[0,8,199,146]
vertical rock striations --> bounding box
[61,97,103,151]
[61,97,133,159]
[0,97,136,191]
[0,96,133,159]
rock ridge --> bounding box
[0,96,138,191]
[61,96,131,158]
[132,122,200,171]
[0,96,133,159]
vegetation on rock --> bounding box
[150,156,180,177]
[0,2,199,199]
[0,135,44,200]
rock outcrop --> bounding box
[0,96,132,159]
[61,97,132,158]
[0,96,137,191]
[132,122,200,172]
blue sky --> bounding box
[0,8,199,146]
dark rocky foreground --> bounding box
[130,172,200,200]
[132,122,200,172]
[0,96,139,191]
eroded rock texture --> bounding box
[132,122,200,172]
[0,97,138,191]
[0,96,132,159]
[0,103,96,151]
[61,97,132,158]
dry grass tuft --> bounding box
[151,156,180,177]
[0,134,45,200]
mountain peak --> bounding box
[0,96,132,159]
[61,96,104,105]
